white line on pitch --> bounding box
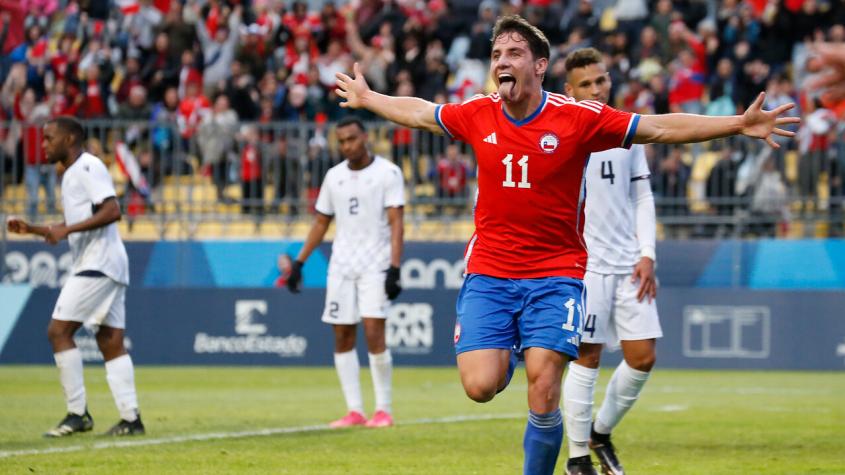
[0,413,524,459]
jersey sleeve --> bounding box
[81,158,117,205]
[629,144,651,180]
[383,165,405,208]
[581,104,640,153]
[435,101,474,142]
[314,174,334,216]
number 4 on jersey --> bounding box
[600,160,615,184]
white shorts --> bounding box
[582,271,662,347]
[321,271,388,325]
[52,275,127,330]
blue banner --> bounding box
[1,285,844,369]
[2,240,844,369]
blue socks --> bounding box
[497,350,519,394]
[523,408,563,475]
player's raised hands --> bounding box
[335,62,371,109]
[740,92,801,149]
[806,43,845,102]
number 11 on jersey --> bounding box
[502,154,531,189]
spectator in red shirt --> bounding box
[16,87,56,218]
[434,143,470,214]
[177,80,210,143]
[0,0,25,57]
[668,21,707,115]
[78,64,109,119]
[50,36,79,83]
[240,125,264,215]
[177,49,202,100]
[47,77,79,117]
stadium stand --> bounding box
[1,0,844,239]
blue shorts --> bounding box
[454,274,585,360]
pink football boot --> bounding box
[365,410,394,428]
[329,411,367,428]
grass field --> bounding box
[1,366,843,474]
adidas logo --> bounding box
[483,132,497,144]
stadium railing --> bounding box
[1,119,843,240]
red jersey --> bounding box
[241,143,262,182]
[436,91,639,279]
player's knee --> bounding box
[527,370,561,405]
[626,352,656,372]
[333,331,356,353]
[96,331,124,356]
[366,339,386,354]
[46,322,73,345]
[462,380,497,403]
[575,345,602,369]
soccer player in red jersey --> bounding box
[335,15,798,475]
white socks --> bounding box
[105,354,140,422]
[563,363,600,458]
[54,348,86,416]
[334,350,364,414]
[368,350,393,413]
[594,360,650,435]
[54,348,140,421]
[334,349,394,415]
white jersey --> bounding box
[315,155,404,278]
[584,145,650,275]
[61,152,129,285]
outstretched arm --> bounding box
[634,92,801,148]
[336,62,442,134]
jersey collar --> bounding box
[501,90,547,127]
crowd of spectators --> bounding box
[1,0,844,236]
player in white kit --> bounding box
[287,116,405,428]
[6,117,144,437]
[561,49,661,475]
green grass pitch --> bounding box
[1,366,843,474]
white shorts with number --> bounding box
[52,275,127,330]
[582,271,662,346]
[321,271,388,324]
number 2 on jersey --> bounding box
[349,197,359,215]
[502,154,531,189]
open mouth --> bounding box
[497,73,516,100]
[498,73,516,86]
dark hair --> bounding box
[564,47,603,75]
[491,15,550,61]
[337,116,366,133]
[48,116,85,146]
